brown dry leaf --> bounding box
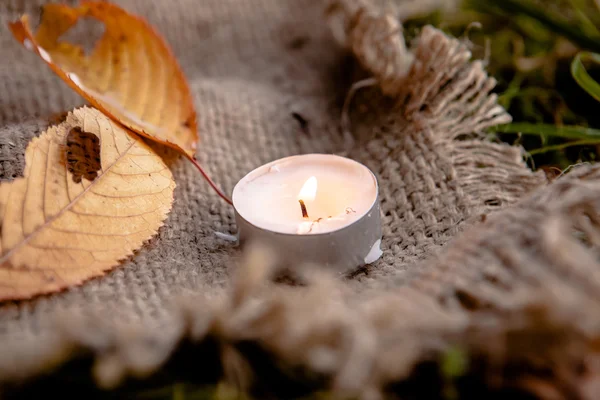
[0,106,176,301]
[9,1,198,157]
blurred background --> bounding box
[403,0,600,178]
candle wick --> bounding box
[299,199,309,219]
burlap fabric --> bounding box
[1,0,600,397]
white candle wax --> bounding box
[232,154,377,235]
[232,154,382,273]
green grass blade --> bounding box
[567,0,600,39]
[571,52,600,102]
[469,0,600,52]
[528,139,600,155]
[493,123,600,139]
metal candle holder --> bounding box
[232,154,382,274]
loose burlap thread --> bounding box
[0,0,599,398]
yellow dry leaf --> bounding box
[9,1,198,157]
[0,106,176,301]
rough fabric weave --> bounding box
[1,0,599,398]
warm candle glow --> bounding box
[233,154,378,235]
[298,176,318,202]
[232,154,382,270]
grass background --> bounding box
[406,0,600,177]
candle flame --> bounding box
[298,176,317,201]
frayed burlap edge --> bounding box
[334,2,546,282]
[2,164,599,399]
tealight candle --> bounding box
[232,154,382,273]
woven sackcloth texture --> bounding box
[1,0,600,397]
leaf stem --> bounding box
[189,157,233,205]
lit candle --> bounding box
[232,154,382,273]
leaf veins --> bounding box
[0,107,176,301]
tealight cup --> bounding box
[232,154,382,273]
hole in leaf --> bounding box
[66,127,101,183]
[58,17,105,56]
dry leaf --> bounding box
[9,1,198,157]
[0,107,176,301]
[9,1,232,205]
